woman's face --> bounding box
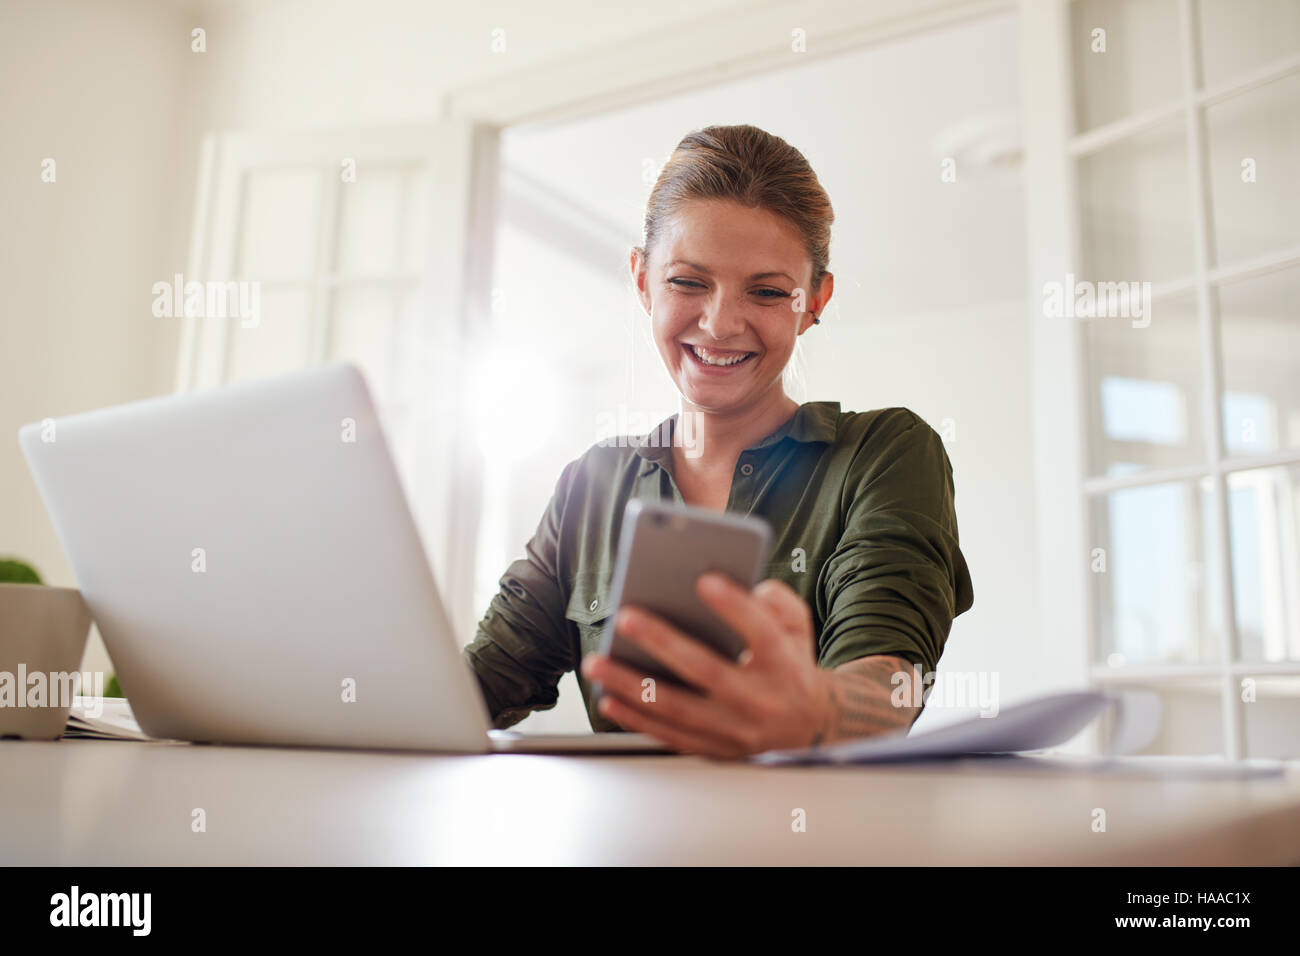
[631,199,831,415]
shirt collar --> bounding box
[633,401,841,474]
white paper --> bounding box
[752,690,1125,765]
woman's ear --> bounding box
[813,271,834,316]
[798,271,833,333]
[629,246,652,316]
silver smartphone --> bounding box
[593,499,773,699]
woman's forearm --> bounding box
[812,654,921,747]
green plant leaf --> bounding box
[0,558,42,584]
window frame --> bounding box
[1058,0,1300,758]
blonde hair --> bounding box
[637,124,834,288]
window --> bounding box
[1069,0,1300,757]
[176,124,492,641]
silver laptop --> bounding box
[19,363,669,755]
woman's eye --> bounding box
[666,279,789,298]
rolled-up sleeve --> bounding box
[815,410,974,677]
[462,459,579,728]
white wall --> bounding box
[0,0,196,678]
[177,0,757,130]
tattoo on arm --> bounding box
[811,655,921,747]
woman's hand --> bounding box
[579,572,837,759]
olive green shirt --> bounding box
[463,403,974,731]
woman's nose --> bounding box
[696,305,746,340]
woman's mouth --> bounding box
[682,343,757,370]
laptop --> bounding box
[19,363,670,755]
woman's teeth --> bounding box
[688,344,755,367]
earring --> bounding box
[811,313,820,325]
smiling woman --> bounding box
[463,124,974,759]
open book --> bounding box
[64,696,155,741]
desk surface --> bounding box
[3,740,1299,865]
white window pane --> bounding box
[238,168,321,279]
[1078,121,1194,284]
[1090,479,1222,665]
[401,168,433,274]
[1071,0,1183,132]
[392,285,431,403]
[328,285,397,402]
[226,287,313,382]
[1242,676,1300,759]
[1229,464,1300,664]
[1100,378,1186,445]
[1095,679,1225,756]
[1206,73,1300,268]
[1223,392,1277,456]
[1218,265,1300,456]
[1199,0,1300,89]
[334,167,402,276]
[1083,294,1203,475]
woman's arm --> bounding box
[814,409,973,680]
[463,459,579,728]
[811,654,921,747]
[582,575,924,757]
[581,410,972,758]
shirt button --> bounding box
[588,599,599,612]
[740,463,754,476]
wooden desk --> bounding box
[3,740,1299,865]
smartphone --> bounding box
[593,499,773,700]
